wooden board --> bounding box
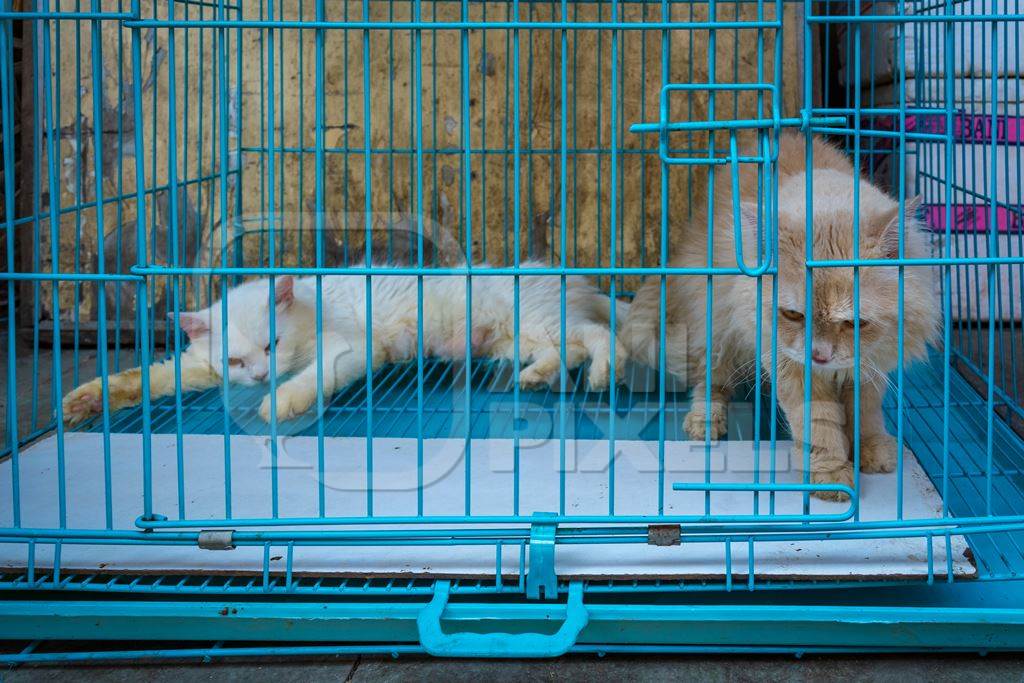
[0,432,975,580]
[36,0,807,324]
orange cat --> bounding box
[623,132,940,500]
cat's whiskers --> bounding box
[722,357,759,388]
[860,360,898,395]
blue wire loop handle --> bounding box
[417,580,589,657]
[628,114,848,134]
[628,98,846,167]
[729,132,774,276]
[630,94,845,275]
[672,482,858,520]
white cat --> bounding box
[62,263,625,425]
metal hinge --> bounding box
[197,530,236,551]
[647,524,681,547]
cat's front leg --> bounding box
[683,384,729,441]
[682,344,735,441]
[775,361,852,501]
[258,337,371,422]
[844,378,897,474]
[62,357,218,426]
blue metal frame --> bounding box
[1,0,1023,660]
[8,580,1024,659]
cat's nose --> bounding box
[811,345,832,364]
[252,369,268,382]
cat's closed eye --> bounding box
[842,318,869,330]
[779,308,804,322]
[228,358,244,368]
[264,337,280,354]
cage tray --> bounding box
[0,432,975,581]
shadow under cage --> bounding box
[0,0,1023,660]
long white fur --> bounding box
[61,262,624,425]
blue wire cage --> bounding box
[1,0,1024,661]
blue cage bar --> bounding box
[0,0,1023,660]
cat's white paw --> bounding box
[257,395,275,422]
[860,433,898,473]
[811,464,854,502]
[587,361,610,391]
[62,381,103,427]
[518,365,553,391]
[258,383,315,422]
[683,402,728,440]
[585,341,626,392]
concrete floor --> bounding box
[5,653,1024,682]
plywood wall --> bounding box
[29,0,803,326]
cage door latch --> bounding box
[526,512,558,600]
[197,530,236,551]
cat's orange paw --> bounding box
[811,465,855,502]
[683,402,728,440]
[859,433,898,473]
[519,365,553,391]
[62,381,103,427]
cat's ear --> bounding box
[877,195,923,259]
[173,311,209,339]
[274,275,295,309]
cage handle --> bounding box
[729,132,774,277]
[417,580,588,658]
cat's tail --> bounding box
[61,356,219,427]
[609,297,632,327]
[587,294,630,328]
